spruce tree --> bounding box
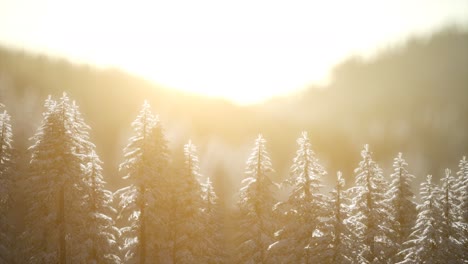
[386,153,416,260]
[348,144,396,263]
[200,177,224,263]
[438,169,465,262]
[24,95,83,263]
[319,171,353,264]
[455,157,468,221]
[118,101,170,264]
[21,96,57,263]
[167,141,205,264]
[0,105,14,264]
[454,156,468,260]
[268,132,327,263]
[66,100,121,263]
[80,151,121,263]
[236,134,277,264]
[398,175,444,263]
[22,94,120,263]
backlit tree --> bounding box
[236,134,277,264]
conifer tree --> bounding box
[0,105,14,264]
[455,157,468,221]
[386,153,416,260]
[66,100,121,263]
[236,134,277,264]
[118,101,170,264]
[348,144,396,263]
[167,141,205,264]
[79,151,121,263]
[200,177,224,263]
[319,171,353,264]
[454,156,468,260]
[21,96,57,263]
[23,94,119,263]
[268,132,327,263]
[438,169,465,262]
[23,94,85,263]
[398,175,444,263]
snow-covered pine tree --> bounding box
[20,96,58,263]
[236,134,277,264]
[26,95,78,262]
[80,151,121,264]
[167,141,205,264]
[268,132,327,263]
[398,175,444,263]
[200,177,224,263]
[438,169,465,262]
[348,144,397,263]
[386,153,416,261]
[454,156,468,260]
[0,105,14,264]
[22,94,119,263]
[144,112,171,263]
[22,94,94,263]
[455,157,468,221]
[318,171,353,264]
[118,101,170,264]
[64,99,121,263]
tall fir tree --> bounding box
[268,132,327,263]
[236,134,277,264]
[318,171,353,264]
[0,105,14,264]
[456,157,468,218]
[348,144,397,263]
[454,156,468,260]
[118,101,170,264]
[438,169,465,262]
[398,175,444,263]
[80,151,121,263]
[386,153,417,261]
[24,94,84,263]
[66,100,121,263]
[167,141,205,264]
[22,94,113,263]
[20,96,57,263]
[200,177,224,263]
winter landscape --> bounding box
[1,1,468,263]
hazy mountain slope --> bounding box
[260,27,468,181]
[0,49,255,189]
[0,26,467,193]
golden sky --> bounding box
[1,0,467,104]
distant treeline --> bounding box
[0,97,467,263]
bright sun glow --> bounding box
[1,0,467,104]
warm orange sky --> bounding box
[1,0,467,104]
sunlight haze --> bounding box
[1,0,467,104]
